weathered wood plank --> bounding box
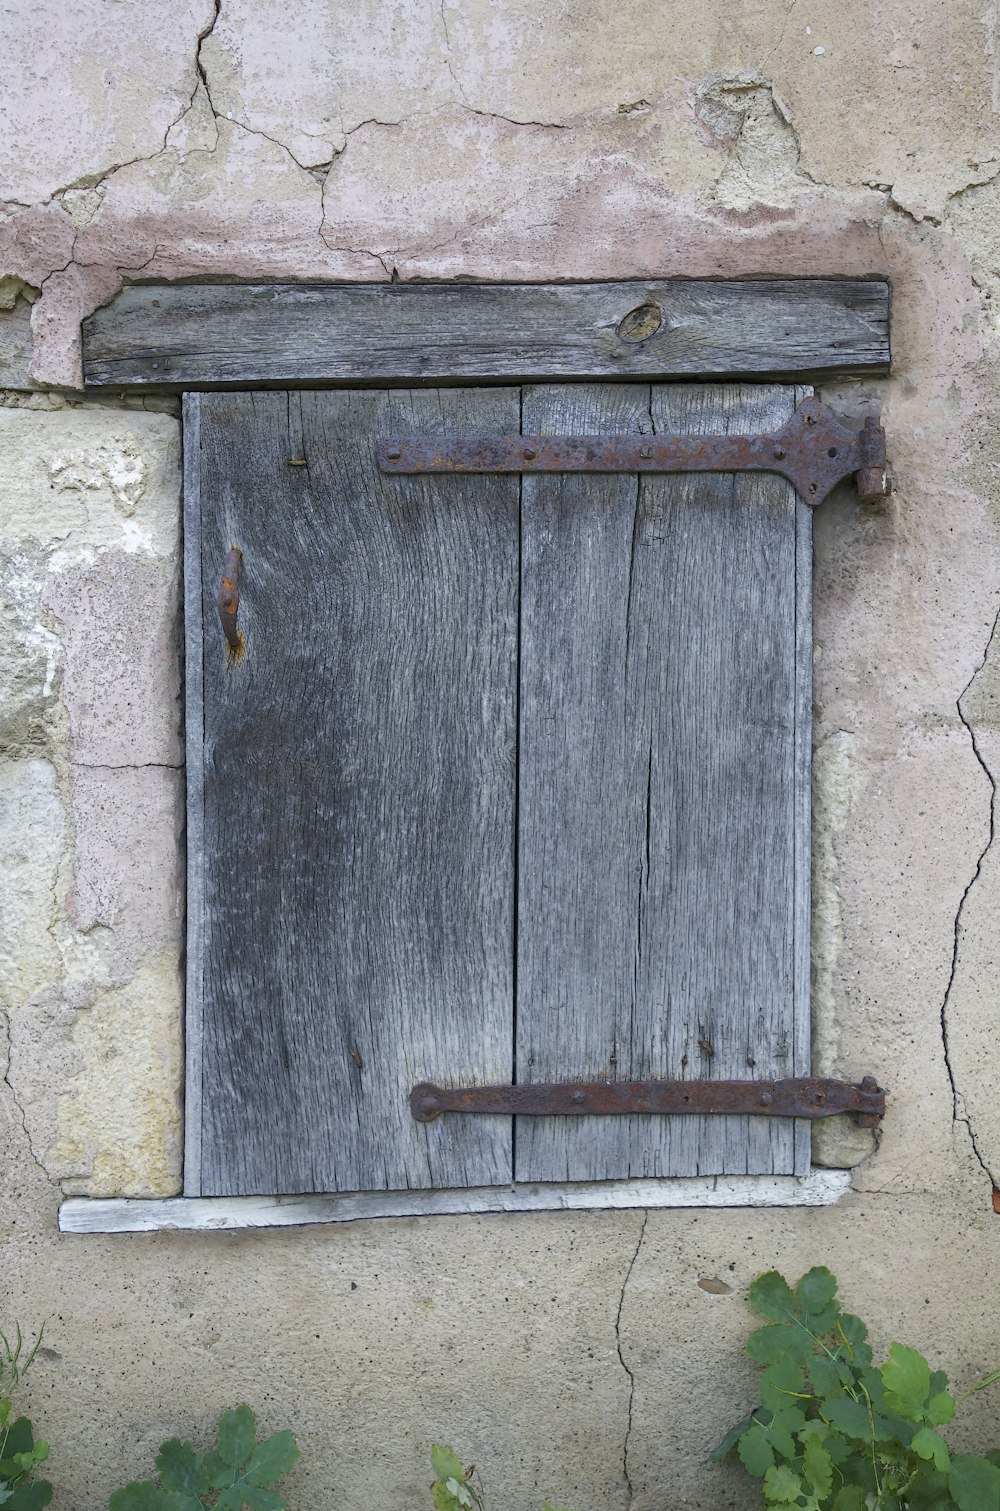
[182,393,206,1196]
[84,279,890,387]
[516,383,808,1182]
[59,1171,851,1233]
[192,388,519,1195]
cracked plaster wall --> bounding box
[3,3,1000,1509]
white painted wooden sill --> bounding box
[59,1170,849,1233]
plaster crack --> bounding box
[1,1006,55,1187]
[194,0,222,105]
[940,602,1000,1187]
[71,761,183,772]
[439,0,468,103]
[615,1210,647,1505]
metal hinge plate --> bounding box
[411,1076,886,1128]
[378,398,890,507]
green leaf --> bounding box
[763,1465,805,1505]
[912,1427,951,1473]
[802,1434,833,1498]
[796,1269,837,1319]
[882,1342,932,1419]
[710,1418,753,1463]
[765,1406,807,1460]
[155,1440,210,1499]
[760,1358,808,1410]
[737,1425,775,1477]
[749,1325,815,1367]
[928,1391,956,1426]
[216,1407,256,1478]
[749,1273,797,1324]
[5,1486,53,1511]
[159,1496,204,1511]
[108,1483,167,1511]
[214,1488,245,1511]
[950,1455,1000,1511]
[2,1424,33,1460]
[820,1397,871,1441]
[835,1320,873,1369]
[831,1488,866,1511]
[243,1432,299,1487]
[431,1447,465,1483]
[809,1354,854,1401]
[236,1488,285,1511]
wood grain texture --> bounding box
[192,389,519,1195]
[84,280,890,387]
[182,393,206,1196]
[516,383,809,1181]
[59,1171,851,1234]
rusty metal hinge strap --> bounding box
[378,398,890,507]
[411,1076,886,1127]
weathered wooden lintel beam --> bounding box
[82,279,891,388]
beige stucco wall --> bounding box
[3,3,1000,1507]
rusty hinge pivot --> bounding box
[411,1075,886,1127]
[378,398,890,507]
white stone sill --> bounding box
[59,1170,849,1233]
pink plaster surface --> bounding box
[46,551,183,769]
[67,765,183,979]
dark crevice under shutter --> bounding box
[186,381,811,1197]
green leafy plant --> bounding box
[0,1325,52,1510]
[713,1267,1000,1511]
[108,1405,299,1511]
[429,1445,572,1511]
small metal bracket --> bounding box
[378,398,890,507]
[411,1076,886,1127]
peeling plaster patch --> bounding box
[49,438,147,516]
[1,408,180,556]
[59,185,107,233]
[0,544,64,755]
[0,275,39,310]
[694,75,811,211]
[48,954,183,1198]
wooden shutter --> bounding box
[186,390,520,1195]
[185,382,810,1196]
[515,383,809,1182]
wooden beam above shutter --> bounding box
[83,279,890,388]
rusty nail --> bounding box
[759,1091,773,1106]
[523,447,537,461]
[218,545,243,659]
[385,447,401,460]
[773,445,786,460]
[640,447,652,460]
